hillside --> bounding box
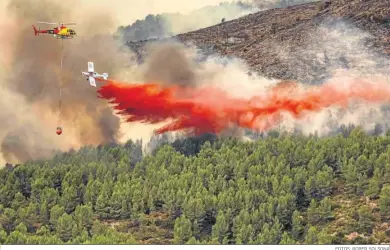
[127,0,390,84]
[115,1,257,42]
[115,0,318,42]
[1,128,390,244]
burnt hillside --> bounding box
[126,0,390,84]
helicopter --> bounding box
[32,22,76,39]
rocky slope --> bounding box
[126,0,390,84]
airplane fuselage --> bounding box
[81,71,108,80]
[82,71,94,77]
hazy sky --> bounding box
[80,0,231,25]
[0,0,236,29]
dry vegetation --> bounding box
[127,0,390,83]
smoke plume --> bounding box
[272,19,390,135]
[0,0,135,164]
[140,43,199,87]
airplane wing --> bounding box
[89,77,96,87]
[88,62,94,73]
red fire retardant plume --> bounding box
[97,79,390,136]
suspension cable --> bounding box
[57,38,64,127]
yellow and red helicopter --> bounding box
[32,22,76,39]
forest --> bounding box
[1,126,390,244]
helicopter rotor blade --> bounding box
[37,22,76,26]
[37,22,57,25]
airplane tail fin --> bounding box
[102,73,108,80]
[32,25,39,36]
[89,76,97,87]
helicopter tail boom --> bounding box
[32,25,39,36]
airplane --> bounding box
[32,22,76,39]
[81,62,108,87]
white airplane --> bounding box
[81,61,108,87]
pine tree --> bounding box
[36,225,50,236]
[11,192,27,211]
[15,222,27,234]
[186,237,199,244]
[84,179,102,209]
[275,194,295,227]
[120,200,130,219]
[255,223,272,244]
[318,197,333,222]
[269,218,282,244]
[40,201,49,225]
[0,224,7,244]
[307,199,319,225]
[74,204,93,234]
[173,215,193,244]
[41,188,60,209]
[315,165,333,199]
[192,220,201,239]
[49,205,65,231]
[280,232,295,244]
[291,210,304,241]
[318,229,332,244]
[305,226,318,244]
[343,162,358,194]
[365,168,381,198]
[358,205,374,233]
[237,224,254,244]
[56,213,74,242]
[0,208,16,233]
[25,202,39,229]
[212,210,228,243]
[6,229,27,244]
[379,184,390,219]
[95,188,111,219]
[61,185,79,214]
[109,191,123,219]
